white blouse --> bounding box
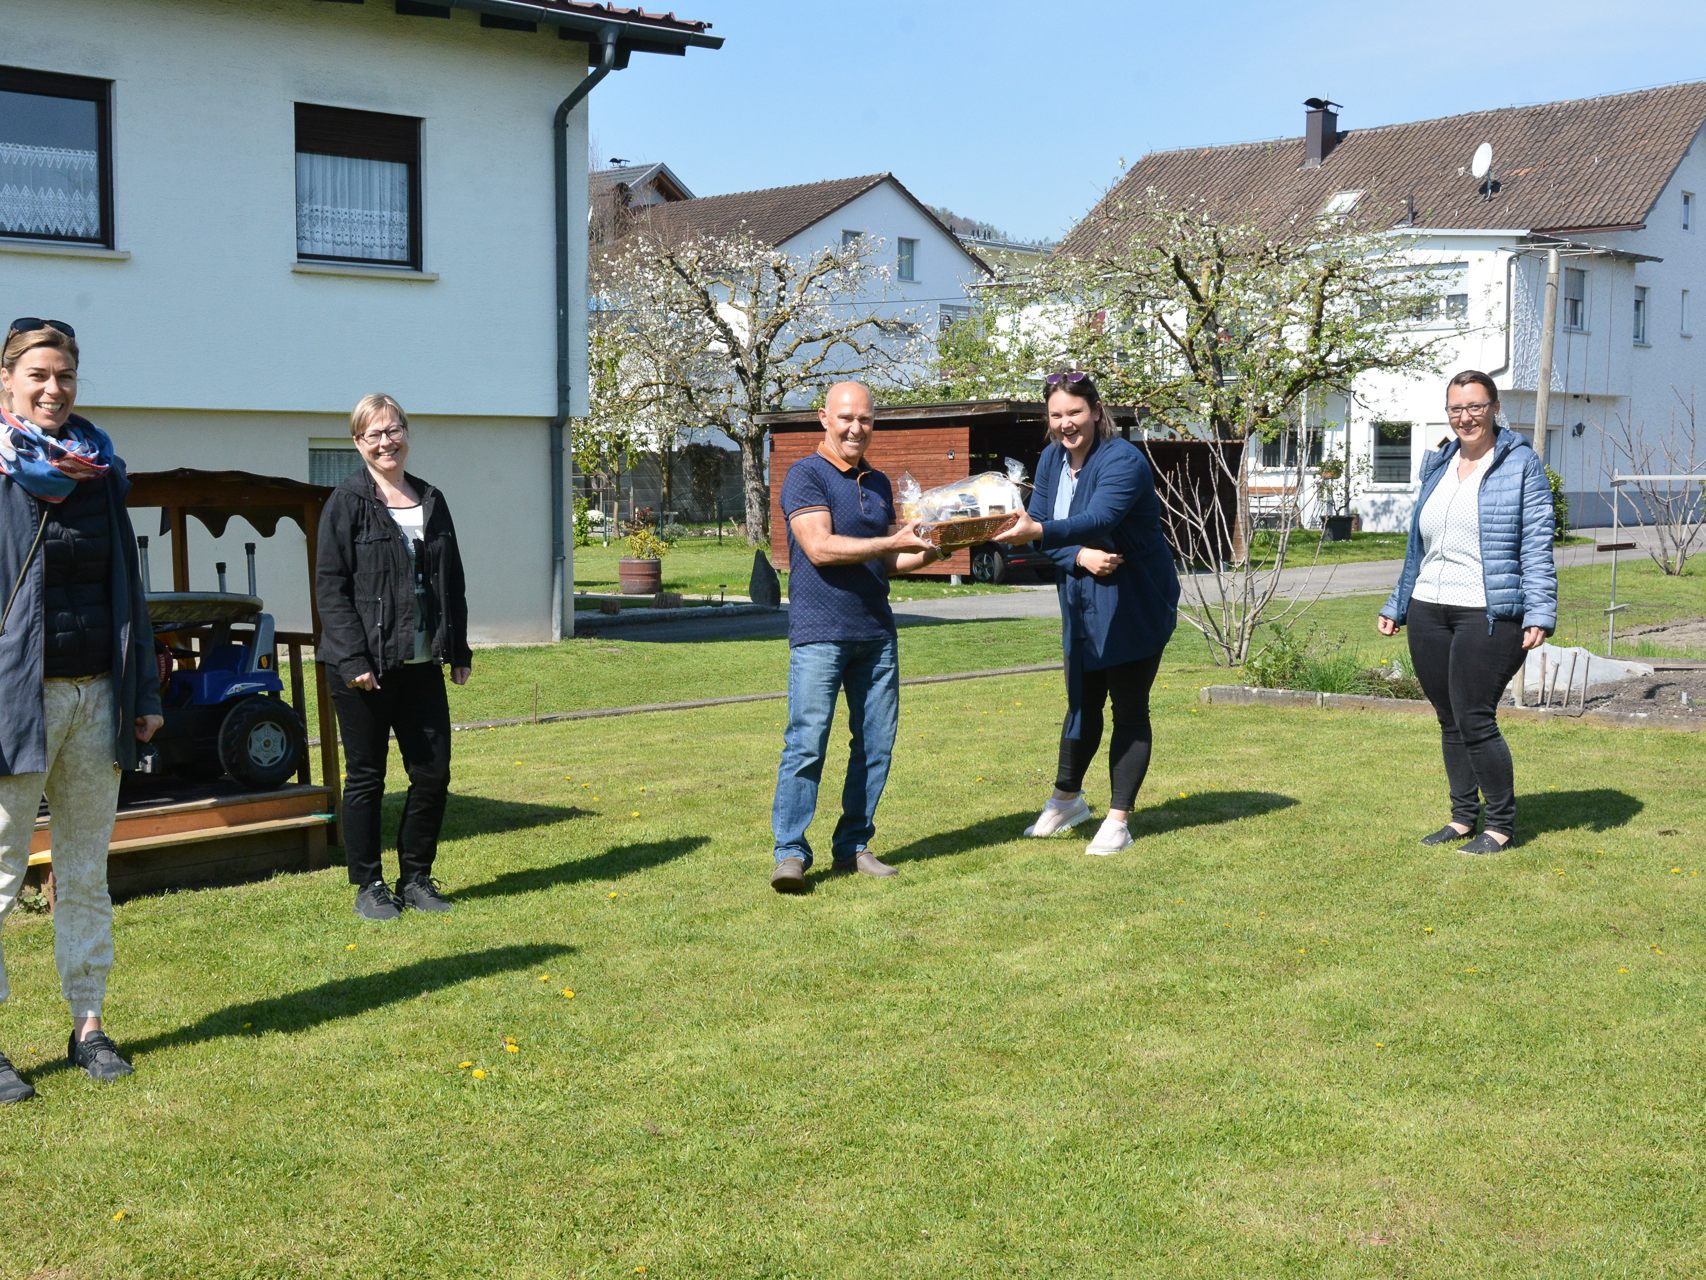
[1410,450,1494,608]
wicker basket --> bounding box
[913,510,1022,551]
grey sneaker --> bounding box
[0,1052,35,1104]
[771,856,807,894]
[833,850,898,878]
[399,877,453,913]
[1085,816,1133,856]
[354,881,403,921]
[68,1031,133,1083]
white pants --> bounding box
[0,676,122,1020]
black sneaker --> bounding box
[354,880,403,921]
[399,877,453,913]
[68,1030,133,1083]
[0,1052,35,1104]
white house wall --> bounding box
[2,0,595,641]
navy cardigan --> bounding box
[1028,435,1180,734]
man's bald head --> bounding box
[819,381,876,467]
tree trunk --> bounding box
[738,430,769,543]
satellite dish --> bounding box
[1470,142,1494,181]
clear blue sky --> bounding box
[592,0,1706,244]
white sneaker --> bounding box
[1085,816,1132,856]
[1024,793,1092,837]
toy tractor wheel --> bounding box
[217,696,306,789]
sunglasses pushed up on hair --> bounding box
[1043,370,1092,389]
[5,317,76,343]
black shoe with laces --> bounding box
[399,876,453,913]
[68,1030,134,1083]
[354,880,403,921]
[0,1051,35,1103]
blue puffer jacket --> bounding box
[1381,426,1557,633]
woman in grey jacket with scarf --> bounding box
[995,371,1180,856]
[0,318,162,1102]
[1379,370,1557,854]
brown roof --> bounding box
[527,2,713,35]
[1061,81,1706,256]
[625,172,992,273]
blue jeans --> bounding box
[771,636,899,870]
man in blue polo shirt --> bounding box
[770,381,937,893]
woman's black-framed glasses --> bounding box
[359,426,407,446]
[4,317,76,347]
[1044,370,1092,389]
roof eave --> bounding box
[443,1,723,53]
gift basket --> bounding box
[896,459,1029,552]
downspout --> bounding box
[550,25,619,640]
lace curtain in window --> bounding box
[296,152,410,262]
[0,141,101,238]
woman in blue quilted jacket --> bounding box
[1378,370,1557,854]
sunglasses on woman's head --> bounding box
[1044,370,1091,389]
[6,317,76,342]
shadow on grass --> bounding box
[437,795,592,842]
[1517,788,1643,838]
[1128,789,1299,837]
[454,835,707,902]
[883,790,1300,866]
[45,943,575,1076]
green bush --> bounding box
[572,495,591,547]
[1245,624,1423,699]
[1545,464,1571,541]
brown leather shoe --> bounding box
[834,850,897,877]
[771,856,807,893]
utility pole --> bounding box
[1532,247,1561,448]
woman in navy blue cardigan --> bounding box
[994,372,1180,855]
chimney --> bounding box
[1303,98,1341,168]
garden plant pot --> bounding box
[1322,514,1355,543]
[618,557,663,595]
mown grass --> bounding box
[3,655,1702,1277]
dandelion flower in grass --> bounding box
[1463,966,1479,974]
[459,1061,473,1070]
[344,943,357,952]
[1177,792,1189,800]
[505,1043,519,1054]
[538,974,550,982]
[609,891,619,899]
[1374,1042,1385,1049]
[1296,947,1307,955]
[112,1210,127,1222]
[1423,926,1435,934]
[562,988,576,999]
[631,810,641,818]
[471,1069,487,1080]
[1671,867,1682,875]
[1618,967,1630,974]
[592,796,600,802]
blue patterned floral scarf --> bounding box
[0,407,113,502]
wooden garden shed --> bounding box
[28,470,340,902]
[758,399,1241,574]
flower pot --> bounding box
[618,557,663,595]
[1322,514,1355,543]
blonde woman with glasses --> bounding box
[316,395,471,920]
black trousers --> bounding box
[1405,600,1527,836]
[1055,653,1162,811]
[331,662,452,887]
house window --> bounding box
[1563,268,1587,331]
[295,103,421,267]
[1634,286,1648,344]
[0,67,113,246]
[1685,191,1694,231]
[309,444,363,489]
[1319,189,1363,220]
[1544,427,1562,469]
[897,237,917,281]
[938,303,972,334]
[840,229,861,250]
[1257,427,1323,469]
[1371,421,1413,483]
[1684,289,1693,338]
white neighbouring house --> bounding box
[584,169,992,521]
[1060,83,1706,531]
[1,0,719,641]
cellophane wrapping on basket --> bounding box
[896,458,1029,551]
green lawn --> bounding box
[5,650,1702,1276]
[573,535,1019,603]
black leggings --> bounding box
[1406,600,1528,836]
[1055,653,1162,811]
